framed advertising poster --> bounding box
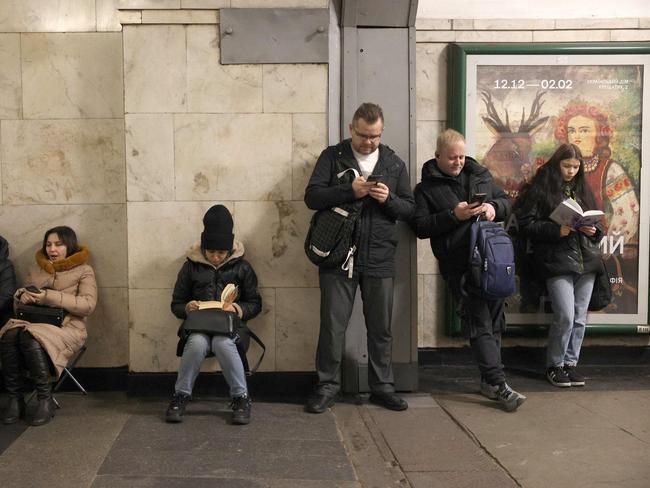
[447,43,650,335]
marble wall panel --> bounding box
[292,113,327,201]
[96,0,123,32]
[123,25,186,113]
[187,26,262,113]
[182,0,230,7]
[421,274,449,348]
[234,201,318,288]
[119,0,180,7]
[1,119,126,205]
[129,288,180,372]
[232,0,327,6]
[0,34,22,119]
[263,65,327,114]
[0,1,95,32]
[125,114,175,202]
[127,201,232,289]
[174,114,292,201]
[416,43,447,122]
[275,287,320,371]
[0,204,127,289]
[22,33,124,119]
[81,287,129,367]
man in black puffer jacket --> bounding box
[412,129,526,412]
[0,235,17,327]
[166,205,262,425]
[304,103,415,413]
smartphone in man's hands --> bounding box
[469,193,487,207]
[366,174,384,185]
[25,285,41,294]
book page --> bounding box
[198,301,223,310]
[220,283,239,303]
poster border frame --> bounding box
[446,42,650,336]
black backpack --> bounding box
[304,167,363,277]
[466,218,516,300]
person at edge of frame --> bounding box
[411,128,526,412]
[304,102,416,414]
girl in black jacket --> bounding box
[165,205,262,425]
[515,144,602,388]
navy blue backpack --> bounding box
[467,219,516,300]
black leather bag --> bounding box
[588,260,613,312]
[181,308,239,336]
[181,308,266,374]
[16,304,67,327]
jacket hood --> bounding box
[0,235,8,260]
[420,156,487,181]
[36,246,90,274]
[186,239,245,269]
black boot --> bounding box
[19,332,55,426]
[1,329,26,424]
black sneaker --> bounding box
[495,383,526,412]
[546,366,571,387]
[231,395,252,425]
[165,392,190,423]
[564,365,586,387]
[305,392,336,414]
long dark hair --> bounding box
[41,226,80,258]
[515,143,597,217]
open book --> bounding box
[549,199,604,229]
[197,283,239,310]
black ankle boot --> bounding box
[19,332,55,426]
[1,330,26,424]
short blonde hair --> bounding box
[436,129,465,155]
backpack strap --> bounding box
[235,324,266,376]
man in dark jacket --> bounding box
[412,129,525,412]
[0,235,17,327]
[304,102,415,413]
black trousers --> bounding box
[448,274,506,386]
[315,272,395,395]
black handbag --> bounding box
[16,304,67,327]
[588,260,613,312]
[181,308,240,336]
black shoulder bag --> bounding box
[16,304,67,327]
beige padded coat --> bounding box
[0,247,97,378]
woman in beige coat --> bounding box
[0,226,97,426]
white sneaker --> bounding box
[480,381,499,400]
[495,383,526,412]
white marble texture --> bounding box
[233,0,327,6]
[129,288,181,372]
[1,119,126,205]
[81,287,129,367]
[125,114,175,202]
[0,34,21,119]
[127,201,233,289]
[119,0,180,7]
[182,0,230,7]
[187,25,262,113]
[275,287,320,371]
[292,113,327,201]
[234,201,318,288]
[263,64,328,114]
[123,25,186,113]
[0,0,95,32]
[416,43,447,122]
[22,33,124,119]
[0,204,127,289]
[174,114,292,201]
[248,288,276,372]
[96,0,123,32]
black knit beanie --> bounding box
[201,205,234,251]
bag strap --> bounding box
[238,325,266,376]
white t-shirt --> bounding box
[352,147,379,178]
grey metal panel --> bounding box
[328,2,341,145]
[341,27,417,393]
[341,0,417,27]
[220,8,329,64]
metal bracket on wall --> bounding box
[220,8,329,64]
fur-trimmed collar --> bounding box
[186,239,245,269]
[36,246,90,274]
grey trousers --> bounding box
[315,272,395,396]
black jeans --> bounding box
[315,272,395,396]
[448,275,506,386]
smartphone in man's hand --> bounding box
[469,193,487,207]
[366,174,383,185]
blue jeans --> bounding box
[174,333,247,398]
[545,273,595,368]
